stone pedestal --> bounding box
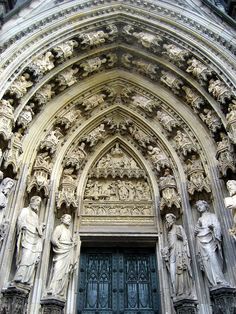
[173,298,198,314]
[210,285,236,314]
[0,285,30,314]
[41,297,65,314]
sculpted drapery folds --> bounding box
[162,213,195,299]
[194,200,228,287]
[13,196,45,286]
[47,214,77,298]
[225,180,236,239]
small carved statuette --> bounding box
[56,168,78,209]
[53,40,78,61]
[226,100,236,143]
[27,51,55,78]
[163,44,189,66]
[0,220,9,250]
[34,84,55,106]
[127,123,153,148]
[65,142,87,170]
[186,58,213,84]
[132,58,158,80]
[216,133,235,176]
[208,79,233,104]
[79,25,117,48]
[7,73,33,98]
[0,99,14,141]
[195,200,229,287]
[162,213,195,299]
[13,196,45,286]
[80,56,107,77]
[147,145,170,172]
[199,109,221,133]
[82,124,106,147]
[46,214,77,298]
[132,95,158,113]
[78,93,106,111]
[56,67,78,90]
[40,128,63,154]
[160,71,183,94]
[17,104,35,129]
[225,180,236,239]
[156,110,179,132]
[0,177,15,212]
[56,108,80,130]
[182,86,205,113]
[159,168,181,210]
[174,130,197,156]
[3,132,23,173]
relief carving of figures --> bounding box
[160,71,183,94]
[174,130,197,156]
[13,196,45,286]
[159,168,181,210]
[162,44,189,66]
[162,213,195,299]
[27,52,55,78]
[225,180,236,239]
[186,58,213,84]
[3,132,23,174]
[27,152,52,196]
[40,128,63,154]
[226,100,236,143]
[80,57,107,77]
[132,95,158,113]
[208,79,233,104]
[17,104,35,129]
[47,214,77,298]
[194,200,229,287]
[186,155,211,195]
[82,124,106,147]
[216,133,235,176]
[56,168,78,209]
[199,109,221,133]
[156,110,179,132]
[65,142,87,170]
[53,40,78,61]
[182,86,204,113]
[34,84,55,106]
[0,178,15,222]
[148,145,170,172]
[7,74,33,98]
[0,99,14,141]
[56,67,78,90]
[78,93,106,111]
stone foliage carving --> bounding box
[182,86,205,113]
[131,95,158,113]
[186,155,211,195]
[194,200,229,287]
[162,213,195,299]
[216,133,235,176]
[34,84,55,106]
[163,44,189,65]
[225,180,236,239]
[226,100,236,143]
[47,214,77,298]
[78,93,106,111]
[82,124,106,147]
[27,152,52,196]
[40,129,63,154]
[65,143,87,170]
[56,67,78,90]
[174,130,197,156]
[156,110,179,132]
[148,145,170,172]
[13,196,45,286]
[0,99,14,141]
[53,40,78,61]
[161,71,183,94]
[159,168,181,210]
[186,59,213,84]
[56,168,78,209]
[3,132,23,173]
[7,74,33,98]
[17,104,35,129]
[0,177,15,211]
[199,109,221,133]
[27,51,55,78]
[208,79,233,104]
[79,25,117,48]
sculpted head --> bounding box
[30,196,42,213]
[226,180,236,197]
[0,178,15,195]
[61,214,72,227]
[195,200,209,213]
[165,213,176,229]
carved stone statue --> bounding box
[7,74,33,98]
[0,178,15,223]
[80,57,107,77]
[78,93,106,111]
[174,130,197,156]
[225,180,236,239]
[162,213,194,299]
[208,79,233,104]
[226,100,236,143]
[182,86,204,113]
[56,67,78,90]
[34,84,55,106]
[194,200,228,287]
[132,95,157,113]
[186,58,212,84]
[65,142,87,170]
[53,40,78,61]
[0,99,14,141]
[156,110,178,132]
[28,51,55,78]
[17,104,35,129]
[56,168,78,209]
[40,128,63,154]
[13,196,45,286]
[83,124,106,147]
[47,214,77,298]
[148,145,170,171]
[132,58,158,80]
[160,71,183,94]
[162,44,189,65]
[199,109,221,133]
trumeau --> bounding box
[0,1,236,314]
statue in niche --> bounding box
[13,196,45,286]
[216,133,235,176]
[194,200,229,287]
[47,214,77,298]
[225,180,236,239]
[162,213,195,299]
[0,178,15,211]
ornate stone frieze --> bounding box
[34,84,55,106]
[182,86,205,113]
[199,109,222,133]
[55,67,79,90]
[40,129,63,154]
[186,58,213,85]
[208,79,234,104]
[79,25,118,48]
[162,44,189,66]
[7,73,33,99]
[160,71,183,94]
[52,40,78,62]
[56,168,78,209]
[226,100,236,143]
[82,124,106,147]
[0,99,14,141]
[186,155,211,195]
[27,152,52,196]
[147,146,170,172]
[156,110,179,132]
[3,132,23,174]
[216,133,235,176]
[64,143,87,170]
[17,104,35,129]
[159,168,181,210]
[174,130,197,156]
[27,51,55,79]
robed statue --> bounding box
[47,214,77,298]
[162,213,195,299]
[225,180,236,239]
[13,196,45,286]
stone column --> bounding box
[173,298,198,314]
[0,285,30,314]
[41,297,65,314]
[210,286,236,314]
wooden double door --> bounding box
[77,247,160,314]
